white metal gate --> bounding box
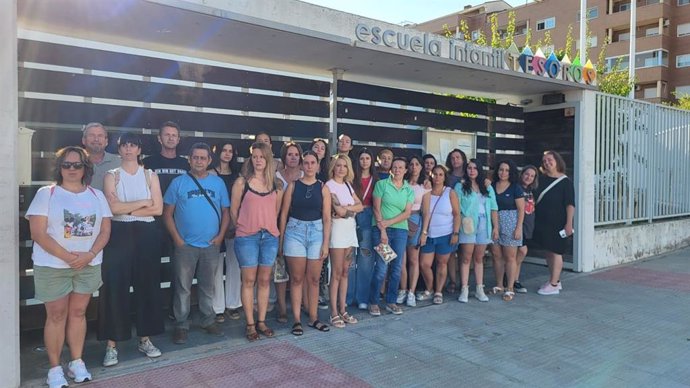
[594,93,690,226]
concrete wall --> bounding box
[593,219,690,270]
[0,0,21,387]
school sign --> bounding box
[354,23,597,85]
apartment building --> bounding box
[416,0,690,103]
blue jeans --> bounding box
[347,207,374,305]
[369,226,407,305]
[234,229,279,268]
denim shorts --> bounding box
[407,212,422,247]
[234,229,279,268]
[458,214,493,245]
[283,217,324,260]
[420,233,455,255]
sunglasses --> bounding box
[305,184,314,199]
[60,162,85,170]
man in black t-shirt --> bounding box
[143,121,189,320]
[143,121,189,195]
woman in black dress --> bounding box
[533,151,574,296]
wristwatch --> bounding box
[422,230,428,235]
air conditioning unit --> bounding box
[635,85,642,91]
[663,19,670,27]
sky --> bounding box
[300,0,531,25]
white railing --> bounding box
[594,93,690,226]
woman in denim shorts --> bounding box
[454,159,499,304]
[489,160,525,302]
[231,142,284,341]
[279,151,332,335]
[397,155,429,307]
[419,165,460,305]
[26,146,112,387]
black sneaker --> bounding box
[514,281,527,294]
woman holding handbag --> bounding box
[418,165,461,305]
[533,151,575,296]
[396,155,429,307]
[454,158,498,304]
[369,157,414,316]
[326,155,363,328]
[279,150,331,335]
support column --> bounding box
[575,90,597,272]
[0,1,21,387]
[329,68,344,156]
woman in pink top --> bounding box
[326,155,363,328]
[231,142,284,341]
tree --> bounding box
[666,92,690,110]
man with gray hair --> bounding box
[81,122,120,191]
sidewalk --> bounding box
[20,248,690,387]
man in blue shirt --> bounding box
[163,143,230,344]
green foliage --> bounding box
[666,92,690,110]
[598,58,635,96]
[436,94,497,118]
[459,20,471,41]
[504,11,516,49]
[490,13,501,48]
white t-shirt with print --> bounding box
[26,185,113,268]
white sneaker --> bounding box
[102,346,118,367]
[475,285,489,302]
[47,366,68,388]
[396,290,407,304]
[67,359,91,383]
[457,286,469,303]
[406,291,416,307]
[138,338,162,358]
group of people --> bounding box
[27,122,575,388]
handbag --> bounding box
[273,254,289,283]
[461,216,475,234]
[407,217,420,238]
[374,242,397,264]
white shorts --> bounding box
[330,217,359,249]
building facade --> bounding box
[416,0,690,103]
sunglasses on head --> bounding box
[61,162,85,170]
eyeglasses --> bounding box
[60,162,85,170]
[305,184,314,199]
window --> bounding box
[677,54,690,68]
[606,50,668,71]
[613,1,631,12]
[614,30,630,42]
[635,50,668,68]
[577,7,599,20]
[536,17,555,31]
[675,85,690,97]
[678,23,690,37]
[515,23,528,36]
[643,87,657,99]
[471,30,480,41]
[680,0,690,5]
[645,26,660,36]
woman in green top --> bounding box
[369,157,414,316]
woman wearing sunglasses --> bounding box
[26,146,112,388]
[279,150,332,335]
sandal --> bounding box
[340,312,358,324]
[308,320,330,332]
[446,282,457,294]
[368,305,381,316]
[503,290,515,302]
[330,315,346,328]
[491,286,504,295]
[245,324,259,342]
[432,293,443,305]
[277,314,288,324]
[256,321,275,338]
[291,322,304,336]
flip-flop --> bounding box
[308,320,330,332]
[291,322,304,336]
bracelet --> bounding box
[89,250,97,256]
[422,230,428,235]
[452,232,459,236]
